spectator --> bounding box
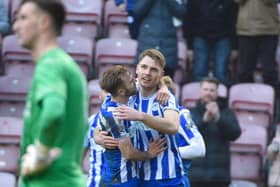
[0,0,10,35]
[236,0,279,88]
[189,77,241,187]
[114,0,140,39]
[267,125,280,187]
[13,0,88,186]
[183,0,238,86]
[133,0,186,78]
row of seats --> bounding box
[3,0,133,40]
[1,34,188,83]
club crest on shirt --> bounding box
[152,103,159,112]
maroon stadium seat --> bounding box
[0,116,22,144]
[88,79,102,115]
[229,83,274,130]
[58,35,94,76]
[95,38,137,78]
[63,0,103,39]
[0,172,16,187]
[0,144,20,173]
[181,82,227,108]
[104,0,128,37]
[229,180,258,187]
[229,83,274,120]
[2,35,34,76]
[0,74,31,101]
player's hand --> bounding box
[118,137,134,158]
[147,137,167,158]
[94,129,118,149]
[113,105,144,121]
[156,85,170,105]
[21,142,61,177]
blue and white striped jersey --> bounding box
[99,95,137,184]
[176,106,205,176]
[87,113,105,187]
[128,91,184,181]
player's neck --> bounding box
[140,86,157,98]
[31,34,58,62]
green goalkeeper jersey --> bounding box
[20,48,88,187]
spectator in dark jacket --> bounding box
[183,0,238,86]
[189,77,241,187]
[133,0,186,78]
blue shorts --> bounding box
[139,177,184,187]
[101,177,139,187]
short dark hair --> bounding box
[139,49,166,69]
[20,0,65,36]
[200,77,220,87]
[99,65,130,97]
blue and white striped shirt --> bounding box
[99,95,137,184]
[87,113,105,187]
[176,106,205,175]
[128,91,184,181]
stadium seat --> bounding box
[229,83,274,130]
[88,79,102,115]
[235,110,270,129]
[230,124,266,182]
[2,35,34,76]
[63,23,99,40]
[0,144,20,173]
[63,0,103,39]
[0,101,26,118]
[10,0,20,22]
[229,180,257,187]
[230,143,263,181]
[94,38,137,78]
[58,35,94,76]
[0,74,31,101]
[181,82,227,108]
[108,24,130,39]
[0,172,16,187]
[0,116,22,144]
[229,83,274,120]
[233,124,267,154]
[104,0,128,37]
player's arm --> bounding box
[178,126,206,159]
[21,94,64,177]
[118,137,167,160]
[114,106,180,134]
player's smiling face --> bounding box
[136,56,163,90]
